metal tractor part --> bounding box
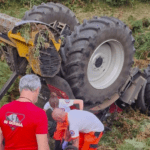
[0,2,150,117]
[0,14,66,99]
[0,2,79,101]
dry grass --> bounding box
[98,108,150,150]
[134,58,150,69]
[137,124,150,141]
[75,2,150,24]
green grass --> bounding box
[0,1,150,150]
[99,109,150,150]
[118,138,150,150]
[0,3,29,19]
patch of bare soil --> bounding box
[134,58,150,69]
[122,108,149,122]
[137,124,150,141]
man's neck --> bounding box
[17,90,36,103]
[18,97,33,103]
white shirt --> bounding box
[68,110,104,138]
[43,99,74,112]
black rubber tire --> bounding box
[136,65,150,115]
[22,2,79,31]
[63,16,135,104]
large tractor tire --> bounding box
[22,2,79,31]
[136,65,150,115]
[63,16,135,105]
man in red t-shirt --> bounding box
[0,74,50,150]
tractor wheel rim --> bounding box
[87,39,124,89]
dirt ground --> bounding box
[134,58,150,69]
[137,124,150,141]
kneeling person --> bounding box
[52,108,104,150]
[44,92,83,150]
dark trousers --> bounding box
[55,140,63,150]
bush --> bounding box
[127,17,150,60]
[134,32,150,59]
[131,20,143,33]
[142,18,150,28]
[103,0,134,6]
[128,16,144,33]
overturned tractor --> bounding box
[0,2,150,134]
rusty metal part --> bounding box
[50,21,69,35]
[0,13,21,34]
[90,93,119,111]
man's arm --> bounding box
[73,100,84,110]
[64,128,79,149]
[64,128,71,141]
[0,127,4,150]
[36,134,50,150]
